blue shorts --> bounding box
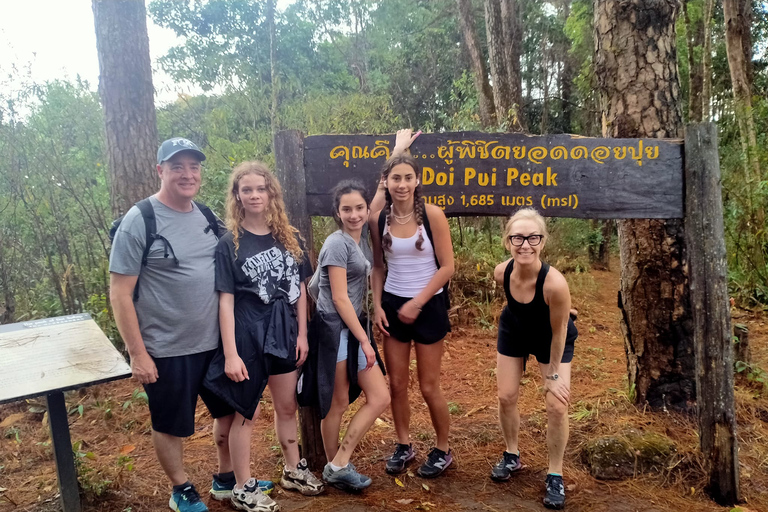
[337,328,378,369]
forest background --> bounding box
[0,0,766,343]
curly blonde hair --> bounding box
[225,161,304,262]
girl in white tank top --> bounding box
[370,129,455,478]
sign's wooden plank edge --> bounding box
[0,372,133,406]
[304,132,684,144]
[0,313,92,334]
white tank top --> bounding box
[383,224,443,298]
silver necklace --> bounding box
[392,209,414,224]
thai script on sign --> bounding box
[330,140,391,167]
[431,139,659,166]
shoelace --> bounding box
[180,486,202,503]
[427,449,445,464]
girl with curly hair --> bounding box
[204,162,323,512]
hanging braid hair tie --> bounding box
[413,185,426,251]
[382,188,393,253]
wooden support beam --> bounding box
[274,130,326,472]
[46,391,82,512]
[684,122,740,505]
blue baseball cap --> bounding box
[157,138,206,164]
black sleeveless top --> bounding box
[499,260,577,349]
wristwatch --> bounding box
[546,373,559,381]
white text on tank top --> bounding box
[383,224,443,297]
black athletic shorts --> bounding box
[382,290,451,345]
[143,349,234,438]
[496,307,577,364]
[268,354,298,376]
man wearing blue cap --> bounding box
[109,139,272,512]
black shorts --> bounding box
[382,290,451,345]
[496,307,577,364]
[144,349,234,438]
[268,355,298,376]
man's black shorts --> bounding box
[382,290,451,345]
[143,349,234,438]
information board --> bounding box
[0,313,132,404]
[303,132,684,219]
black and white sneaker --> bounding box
[417,447,453,478]
[385,443,416,474]
[231,478,279,512]
[543,474,566,510]
[490,451,522,481]
[280,458,324,496]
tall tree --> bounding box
[485,0,525,130]
[701,0,715,121]
[594,0,695,410]
[724,0,761,183]
[683,0,706,122]
[93,0,159,217]
[457,0,496,127]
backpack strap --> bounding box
[133,198,156,302]
[420,201,440,270]
[377,208,386,240]
[194,201,221,238]
[135,198,156,268]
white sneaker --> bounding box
[280,459,325,496]
[231,478,279,512]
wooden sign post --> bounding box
[276,123,739,505]
[0,314,133,512]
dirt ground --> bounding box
[1,265,767,512]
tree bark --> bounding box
[594,0,695,411]
[701,0,714,121]
[683,0,705,122]
[485,0,525,130]
[93,0,159,218]
[723,0,760,184]
[268,0,280,145]
[558,0,575,133]
[501,0,525,130]
[485,0,512,127]
[457,0,496,127]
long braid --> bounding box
[413,185,425,251]
[382,189,393,253]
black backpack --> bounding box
[377,201,451,308]
[109,197,221,301]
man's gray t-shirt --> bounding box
[109,197,220,358]
[316,226,372,317]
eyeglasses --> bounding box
[508,234,543,247]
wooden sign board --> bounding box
[0,313,132,404]
[303,132,684,219]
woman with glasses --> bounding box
[491,208,577,511]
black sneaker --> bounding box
[385,443,416,474]
[490,451,522,481]
[543,474,566,510]
[417,447,453,478]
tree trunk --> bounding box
[457,0,496,127]
[268,0,280,145]
[485,0,513,127]
[594,0,695,411]
[683,0,705,123]
[558,0,575,133]
[93,0,159,218]
[723,0,761,184]
[501,0,525,130]
[701,0,714,121]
